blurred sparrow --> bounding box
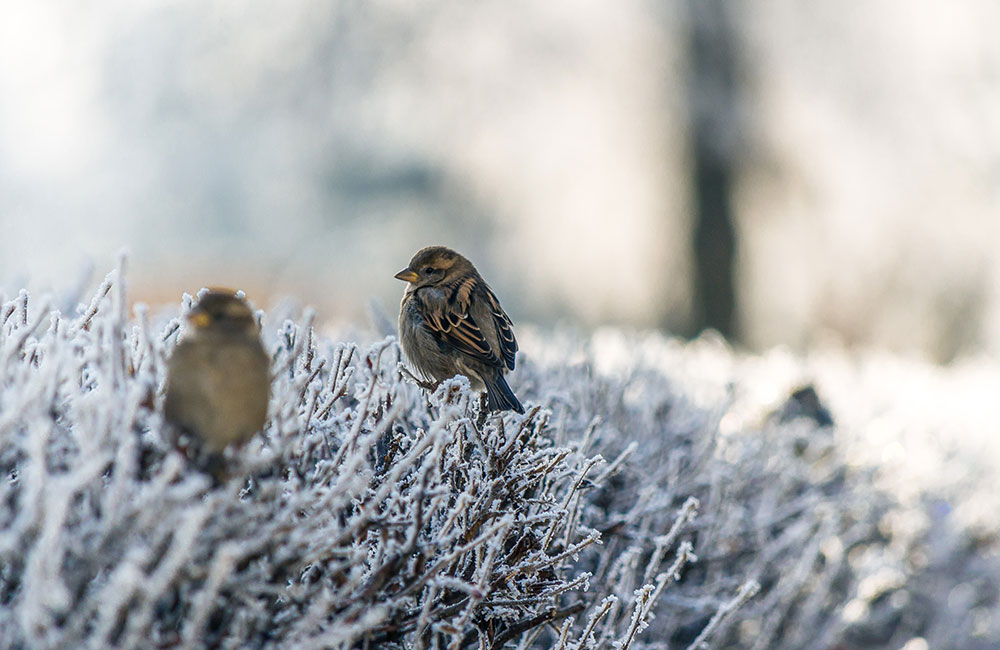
[164,290,270,472]
[395,246,524,414]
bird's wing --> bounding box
[483,286,518,371]
[418,276,510,369]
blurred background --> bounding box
[2,0,999,362]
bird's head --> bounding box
[394,246,474,288]
[186,289,259,337]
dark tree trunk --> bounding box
[685,0,741,341]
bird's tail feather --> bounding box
[484,373,524,414]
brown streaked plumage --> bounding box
[164,290,271,471]
[395,246,524,413]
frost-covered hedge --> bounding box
[1,266,997,649]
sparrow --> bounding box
[395,246,524,414]
[164,290,271,473]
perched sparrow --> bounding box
[395,246,524,414]
[164,290,271,469]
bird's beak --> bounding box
[187,310,212,328]
[394,268,419,283]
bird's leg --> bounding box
[399,364,439,392]
[202,452,230,487]
[476,392,489,428]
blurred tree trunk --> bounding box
[685,0,741,341]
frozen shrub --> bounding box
[2,265,997,649]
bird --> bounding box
[395,246,524,414]
[164,290,271,475]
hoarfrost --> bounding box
[1,267,997,649]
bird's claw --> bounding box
[399,364,439,392]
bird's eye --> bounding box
[423,266,435,275]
